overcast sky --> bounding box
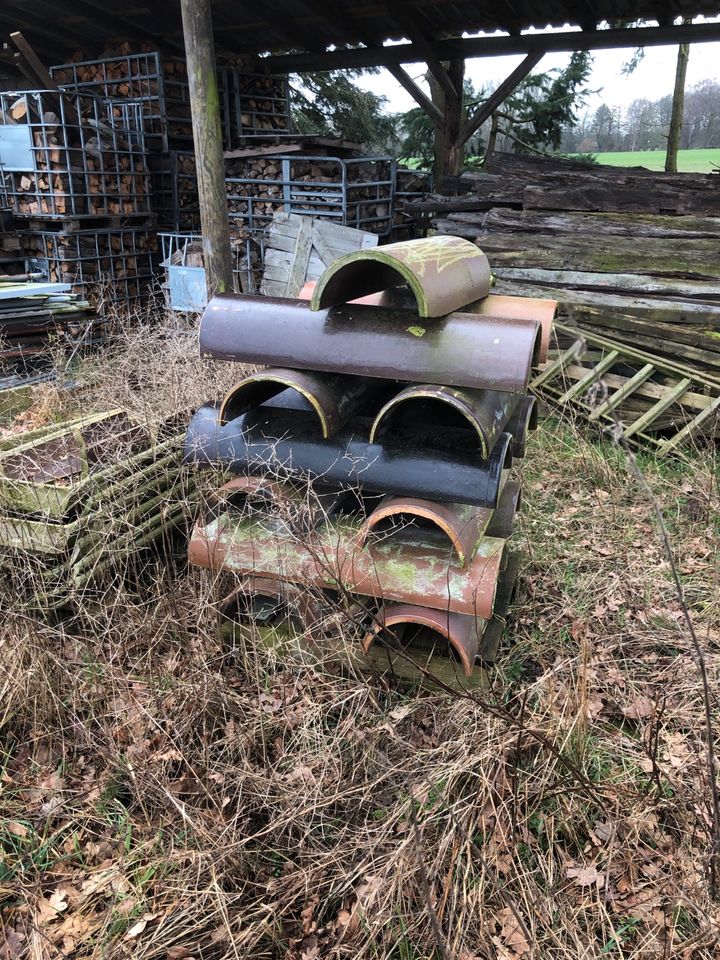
[356,20,720,122]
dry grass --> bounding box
[1,328,720,959]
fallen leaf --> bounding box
[389,704,412,722]
[567,864,605,889]
[497,906,530,956]
[623,696,655,720]
[407,325,425,337]
[7,821,28,838]
[125,913,157,940]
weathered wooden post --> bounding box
[180,0,234,296]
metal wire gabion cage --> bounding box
[0,90,151,220]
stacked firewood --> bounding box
[51,46,193,143]
[218,68,291,140]
[22,228,158,306]
[51,50,290,148]
[0,91,151,220]
[225,155,394,234]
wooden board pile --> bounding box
[260,212,378,298]
[22,227,158,307]
[0,409,193,608]
[0,277,97,369]
[531,322,720,456]
[0,90,151,220]
[183,236,555,687]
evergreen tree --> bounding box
[397,52,593,167]
[290,70,396,151]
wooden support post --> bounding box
[180,0,233,297]
[428,59,465,183]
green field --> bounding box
[589,148,720,173]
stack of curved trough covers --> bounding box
[184,235,556,688]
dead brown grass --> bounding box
[1,329,720,959]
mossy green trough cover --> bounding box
[310,235,492,317]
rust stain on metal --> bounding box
[219,368,391,438]
[188,510,506,619]
[310,236,492,317]
[200,295,541,394]
[362,603,483,677]
[359,496,494,567]
[185,405,512,507]
[369,384,520,458]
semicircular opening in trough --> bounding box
[363,607,479,677]
[219,577,313,631]
[370,393,488,454]
[220,374,327,435]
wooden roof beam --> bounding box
[262,20,720,72]
[461,51,543,143]
[386,64,443,126]
[383,0,460,103]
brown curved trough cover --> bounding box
[219,367,388,438]
[200,295,541,394]
[219,575,321,630]
[369,383,519,457]
[310,236,492,317]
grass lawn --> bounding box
[590,148,720,173]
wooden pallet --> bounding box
[531,323,720,455]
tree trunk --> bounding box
[665,25,691,174]
[428,59,465,182]
[180,0,234,297]
[486,113,499,159]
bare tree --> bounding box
[665,21,691,173]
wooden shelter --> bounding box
[2,0,719,294]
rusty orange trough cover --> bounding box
[310,236,492,317]
[189,511,505,619]
[362,603,484,677]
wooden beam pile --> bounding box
[413,151,720,392]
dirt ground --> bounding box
[1,323,719,959]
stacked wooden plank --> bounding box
[0,278,98,368]
[0,409,194,608]
[184,236,555,687]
